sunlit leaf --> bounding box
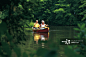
[53,8,65,13]
[0,19,2,24]
[55,4,60,5]
[81,23,85,29]
[78,24,81,28]
[18,4,23,9]
[26,0,30,2]
[40,0,44,2]
[55,4,70,7]
[73,28,80,31]
[81,14,86,21]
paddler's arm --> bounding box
[45,24,48,27]
[34,23,36,27]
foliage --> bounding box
[73,23,86,57]
[0,0,86,57]
[0,22,28,57]
[79,0,86,21]
[64,46,84,57]
[74,23,86,38]
[23,20,34,28]
[29,20,34,27]
[0,0,85,26]
[0,10,8,19]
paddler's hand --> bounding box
[46,25,48,26]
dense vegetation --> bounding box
[0,0,86,57]
[0,0,86,26]
[73,23,86,57]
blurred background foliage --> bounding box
[0,0,86,57]
[73,23,86,57]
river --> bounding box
[17,26,84,57]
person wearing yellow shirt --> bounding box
[33,20,40,29]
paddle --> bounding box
[33,27,40,30]
[45,25,49,28]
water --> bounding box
[17,26,84,57]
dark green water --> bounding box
[17,26,84,57]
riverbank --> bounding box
[24,27,32,31]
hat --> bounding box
[36,20,38,21]
[42,20,44,22]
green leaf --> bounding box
[40,0,44,2]
[81,17,86,21]
[6,32,13,41]
[73,45,77,48]
[78,24,81,28]
[13,47,21,57]
[0,10,8,19]
[0,22,7,34]
[81,23,85,29]
[10,42,15,47]
[0,47,2,54]
[73,28,80,31]
[74,36,77,38]
[23,52,28,57]
[53,8,65,13]
[0,33,1,40]
[13,12,18,16]
[77,33,80,38]
[44,50,57,57]
[68,46,72,49]
[26,0,30,2]
[1,41,11,56]
[0,19,2,24]
[18,4,23,9]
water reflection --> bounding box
[33,32,49,45]
[18,26,83,57]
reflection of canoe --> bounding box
[33,32,49,44]
[33,32,49,38]
[39,33,49,38]
[33,28,49,33]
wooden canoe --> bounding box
[33,27,49,33]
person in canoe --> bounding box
[40,20,48,29]
[33,20,40,30]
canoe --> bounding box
[33,27,49,33]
